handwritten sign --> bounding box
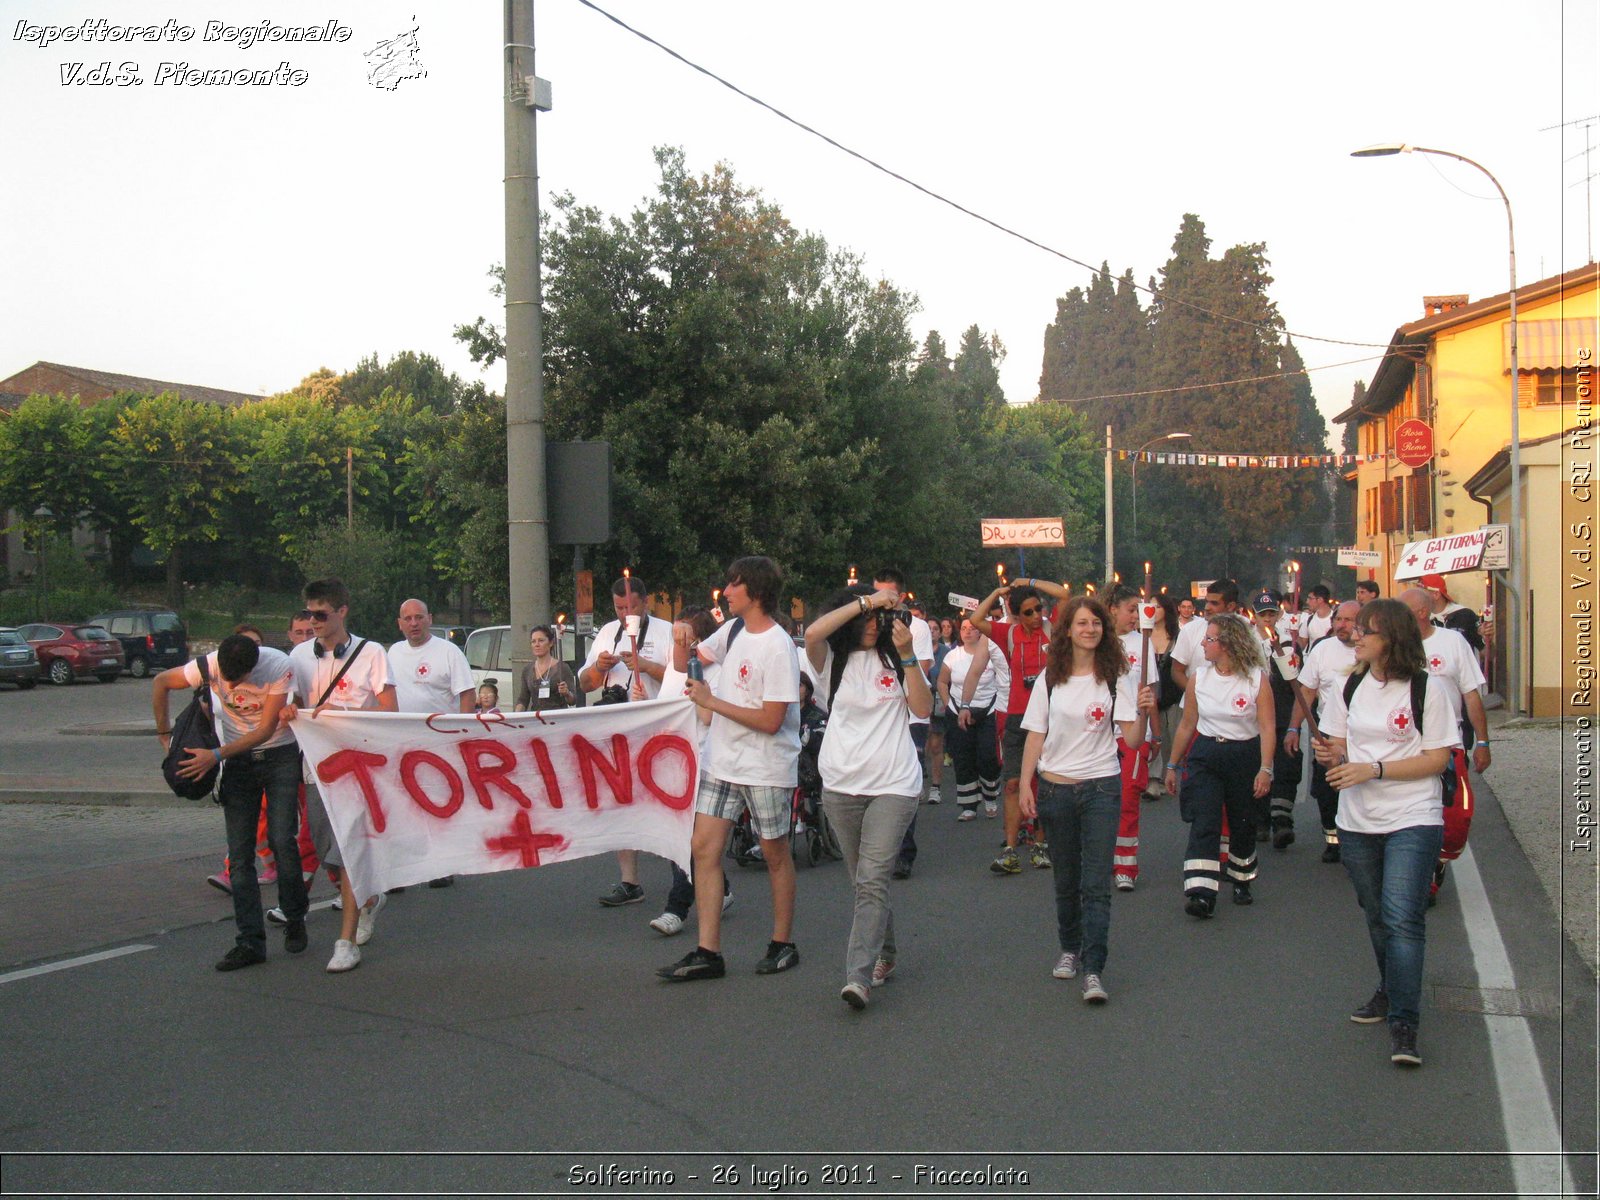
[947,592,981,612]
[290,699,699,899]
[1393,530,1487,581]
[981,518,1066,548]
[1337,547,1383,568]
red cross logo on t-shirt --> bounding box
[1232,694,1249,711]
[1085,702,1107,728]
[1428,656,1443,672]
[738,662,751,684]
[416,663,430,678]
[1387,707,1413,739]
[1127,652,1138,666]
[876,671,896,693]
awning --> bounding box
[1506,317,1599,369]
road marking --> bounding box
[0,944,154,985]
[1454,846,1576,1197]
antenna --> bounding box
[1543,116,1599,264]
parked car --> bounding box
[431,624,474,649]
[0,627,40,690]
[463,624,594,704]
[86,607,188,678]
[16,621,126,684]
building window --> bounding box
[1532,370,1578,406]
[1379,479,1403,533]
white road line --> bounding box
[1454,845,1577,1196]
[0,944,154,985]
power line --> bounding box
[572,0,1389,352]
[1042,353,1388,405]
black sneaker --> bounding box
[599,882,645,907]
[1390,1020,1422,1066]
[1232,882,1253,906]
[756,940,800,974]
[891,859,912,880]
[1321,843,1341,864]
[656,947,725,981]
[1272,821,1295,850]
[1184,893,1215,919]
[428,876,455,888]
[1350,988,1389,1023]
[284,921,308,955]
[215,944,266,972]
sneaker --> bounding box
[870,957,896,987]
[891,859,912,880]
[1081,973,1109,1004]
[1030,843,1052,869]
[428,876,455,888]
[984,801,999,818]
[266,906,288,926]
[926,789,941,805]
[284,921,308,954]
[355,892,386,946]
[1389,1020,1421,1066]
[599,882,645,907]
[1114,875,1135,892]
[990,848,1022,875]
[258,863,279,886]
[756,940,800,974]
[721,891,734,913]
[957,808,977,822]
[325,938,360,973]
[330,895,344,912]
[206,872,232,895]
[1232,882,1254,906]
[657,947,725,981]
[840,982,869,1010]
[1185,893,1215,919]
[1350,988,1389,1024]
[1272,822,1295,850]
[1321,843,1342,864]
[1052,952,1079,980]
[215,944,265,972]
[649,912,685,936]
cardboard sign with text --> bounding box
[1393,530,1487,580]
[980,518,1065,548]
[290,699,699,899]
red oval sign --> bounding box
[1394,418,1434,469]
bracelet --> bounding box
[1373,761,1384,780]
[900,657,918,668]
[858,596,870,613]
[1258,765,1273,777]
[156,729,170,736]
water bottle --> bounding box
[687,654,704,683]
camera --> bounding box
[875,606,912,639]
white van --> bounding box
[463,625,594,706]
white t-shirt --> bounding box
[907,616,935,726]
[1323,672,1460,833]
[1172,616,1208,671]
[699,618,800,787]
[1021,667,1138,780]
[183,647,293,751]
[1192,661,1265,741]
[1420,627,1485,728]
[1276,613,1304,645]
[388,636,475,714]
[988,640,1012,715]
[1118,630,1162,686]
[580,615,673,699]
[288,636,392,712]
[1303,611,1333,644]
[1298,636,1358,717]
[944,645,998,711]
[815,648,922,796]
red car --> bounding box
[15,621,126,685]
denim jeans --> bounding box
[822,789,918,988]
[1034,775,1120,975]
[220,744,308,951]
[1338,822,1444,1027]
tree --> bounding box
[0,393,101,541]
[342,351,462,412]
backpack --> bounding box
[162,656,221,801]
[1341,669,1460,807]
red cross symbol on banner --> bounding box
[485,810,565,868]
[1404,554,1419,566]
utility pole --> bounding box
[346,447,353,530]
[1103,424,1114,586]
[504,0,553,652]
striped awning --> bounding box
[1506,317,1599,369]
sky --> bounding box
[2,1,1596,448]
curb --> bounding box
[0,789,198,809]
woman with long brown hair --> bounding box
[1018,596,1153,1005]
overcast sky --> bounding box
[2,1,1595,447]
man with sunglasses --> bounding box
[283,578,397,973]
[971,576,1067,874]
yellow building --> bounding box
[1334,264,1597,714]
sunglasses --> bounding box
[307,609,334,622]
[1018,605,1041,616]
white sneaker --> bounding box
[649,912,685,936]
[1114,875,1136,892]
[265,906,288,926]
[355,892,387,946]
[984,801,998,818]
[326,938,360,973]
[840,982,869,1010]
[330,895,343,912]
[1082,973,1109,1004]
[1052,951,1079,980]
[870,957,896,987]
[957,809,977,822]
[721,891,733,913]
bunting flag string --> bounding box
[1114,450,1384,468]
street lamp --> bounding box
[1352,143,1521,713]
[1131,432,1192,549]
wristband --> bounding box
[156,729,170,736]
[900,657,918,668]
[1258,765,1273,777]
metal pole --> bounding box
[1103,424,1114,585]
[504,0,552,660]
[1131,454,1139,550]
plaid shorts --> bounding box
[696,775,792,841]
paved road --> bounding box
[1,745,1593,1197]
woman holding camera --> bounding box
[938,618,1001,821]
[1314,598,1458,1067]
[805,585,932,1010]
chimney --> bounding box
[1422,294,1469,318]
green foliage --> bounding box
[0,537,118,624]
[291,517,433,635]
[0,394,101,538]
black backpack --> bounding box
[162,656,221,801]
[1341,669,1459,806]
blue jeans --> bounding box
[1338,823,1444,1027]
[220,744,308,951]
[1034,775,1120,975]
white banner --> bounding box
[947,592,981,612]
[290,698,699,900]
[1394,530,1487,580]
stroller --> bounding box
[727,696,841,868]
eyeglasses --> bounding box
[307,609,334,622]
[1356,628,1380,638]
[1202,635,1221,644]
[1018,605,1041,616]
